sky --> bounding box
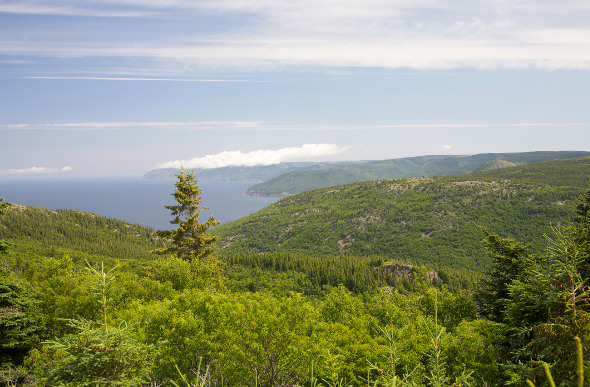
[0,0,589,178]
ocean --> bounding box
[0,178,280,230]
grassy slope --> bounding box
[214,156,590,272]
[247,151,590,196]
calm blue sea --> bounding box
[0,178,279,230]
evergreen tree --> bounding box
[0,196,39,366]
[476,188,590,384]
[573,187,590,281]
[0,197,11,255]
[475,228,540,323]
[505,225,590,384]
[36,262,153,385]
[152,168,220,261]
[0,273,40,365]
[575,187,590,226]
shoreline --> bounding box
[245,190,290,199]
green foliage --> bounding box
[33,319,153,386]
[475,188,590,385]
[475,228,540,322]
[0,204,163,266]
[0,196,11,255]
[0,362,37,386]
[365,326,419,387]
[248,152,590,196]
[86,261,119,333]
[3,164,590,386]
[31,262,153,386]
[223,253,478,296]
[574,186,590,280]
[443,319,508,386]
[526,337,585,387]
[216,166,588,271]
[214,292,317,386]
[516,225,590,384]
[0,270,40,365]
[417,287,477,331]
[143,254,220,291]
[422,291,473,387]
[135,289,320,386]
[152,168,220,262]
[170,359,211,387]
[18,254,99,339]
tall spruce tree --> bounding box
[475,189,590,384]
[475,228,539,323]
[573,187,590,281]
[152,168,220,261]
[1,196,40,366]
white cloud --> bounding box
[0,121,265,131]
[1,121,587,132]
[23,76,260,82]
[0,166,72,175]
[0,2,160,17]
[437,145,452,151]
[156,144,351,169]
[1,0,590,72]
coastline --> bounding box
[245,190,290,199]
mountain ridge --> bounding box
[212,156,590,271]
[246,151,590,196]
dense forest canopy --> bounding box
[1,156,590,386]
[215,157,590,272]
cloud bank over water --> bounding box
[156,144,350,169]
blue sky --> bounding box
[0,0,589,177]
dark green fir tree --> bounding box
[152,168,220,262]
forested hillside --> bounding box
[247,150,590,196]
[0,203,478,295]
[1,205,163,268]
[2,165,590,386]
[215,156,590,271]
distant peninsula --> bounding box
[143,162,317,182]
[144,151,590,197]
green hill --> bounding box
[0,205,162,269]
[213,156,590,271]
[247,151,590,196]
[0,202,481,297]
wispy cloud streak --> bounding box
[23,76,262,82]
[1,0,589,72]
[0,166,72,175]
[0,3,160,17]
[0,121,587,131]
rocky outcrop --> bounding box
[380,263,439,284]
[382,264,414,280]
